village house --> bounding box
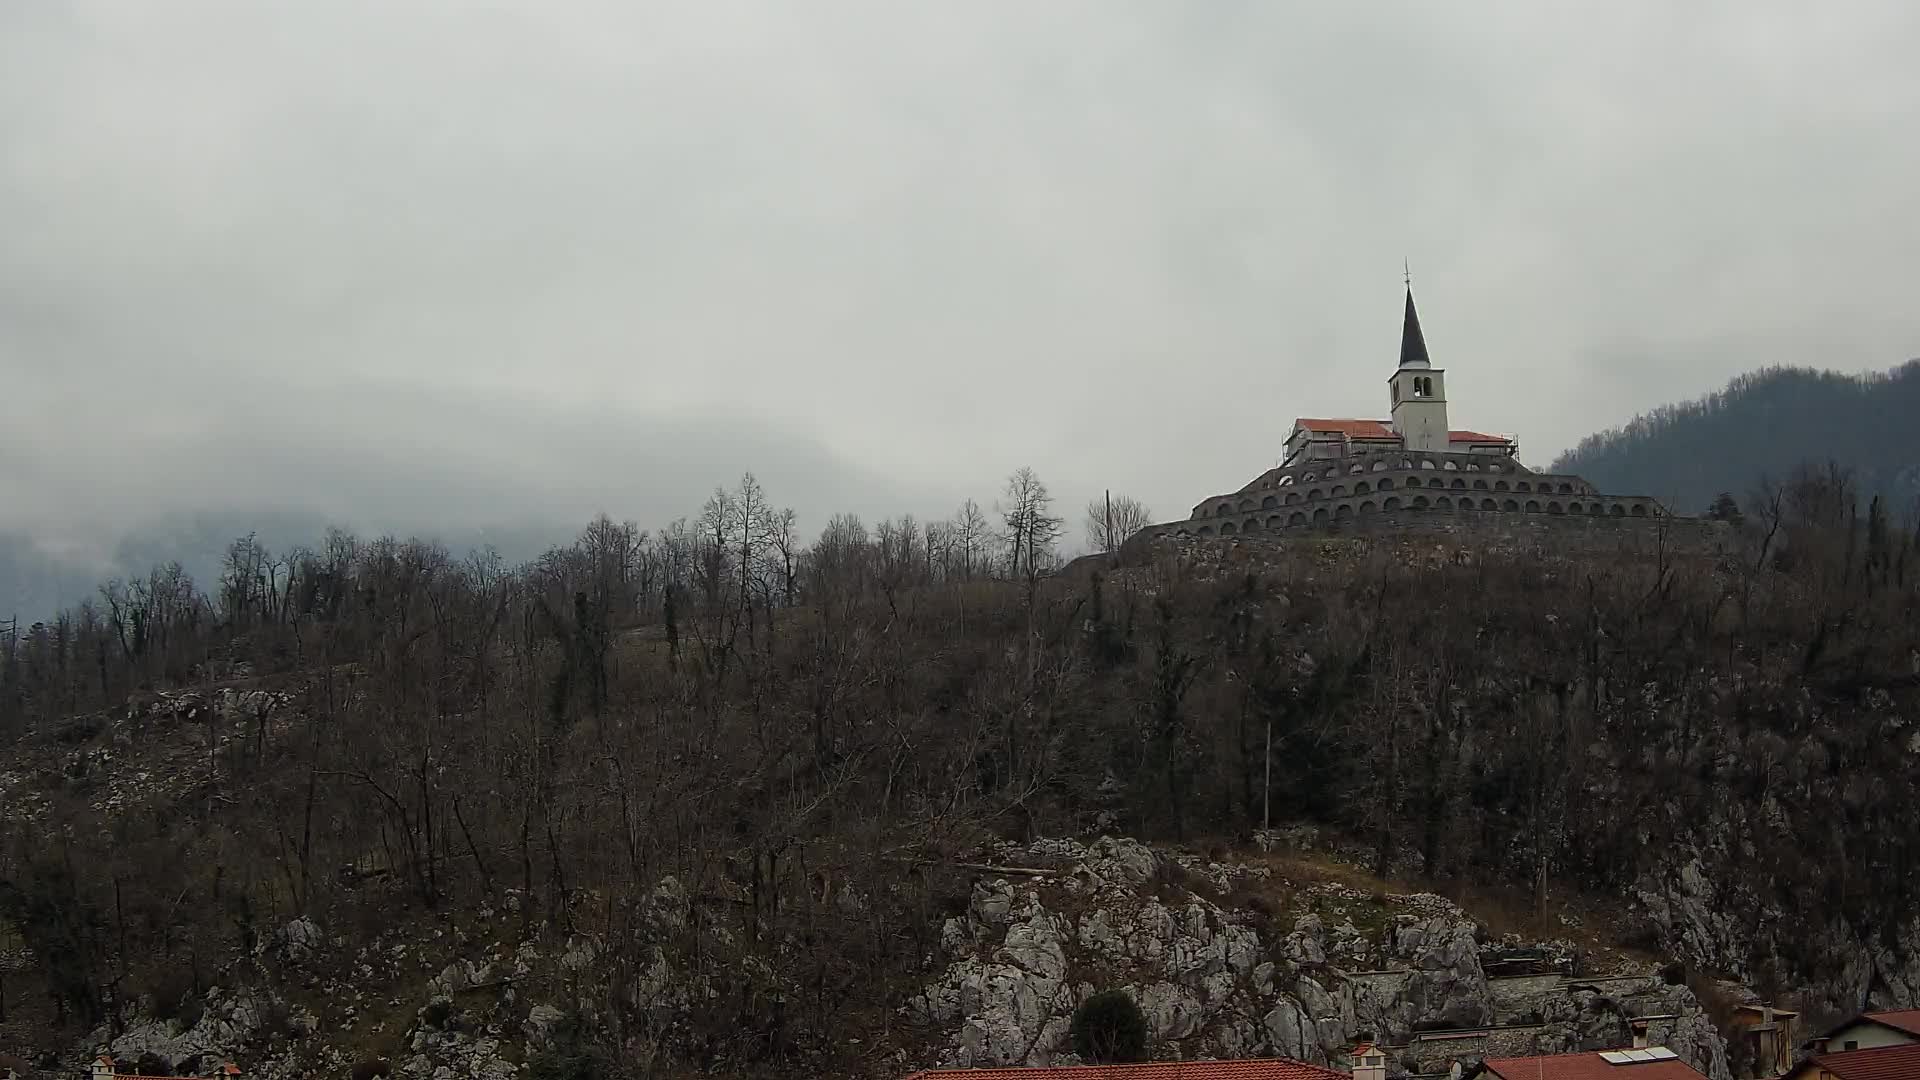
[899,1050,1357,1080]
[1462,1046,1710,1080]
[1806,1009,1920,1055]
[1779,1041,1920,1080]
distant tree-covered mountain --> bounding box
[1552,360,1920,515]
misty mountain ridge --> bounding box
[0,512,578,631]
[1552,360,1920,514]
[12,360,1920,625]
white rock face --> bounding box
[1261,997,1316,1059]
[399,1031,517,1080]
[259,916,323,966]
[1393,914,1490,1029]
[912,836,1733,1078]
[1637,842,1920,1021]
[915,892,1080,1067]
[524,1004,566,1046]
[106,987,272,1072]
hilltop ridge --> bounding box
[1552,361,1920,514]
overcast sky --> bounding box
[4,1,1918,563]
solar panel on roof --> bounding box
[1598,1048,1684,1066]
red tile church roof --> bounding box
[1295,418,1396,439]
[1292,419,1512,445]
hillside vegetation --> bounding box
[2,467,1918,1077]
[1552,360,1920,513]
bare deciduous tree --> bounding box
[998,467,1063,585]
[950,499,991,582]
[1084,493,1153,554]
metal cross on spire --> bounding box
[1404,259,1411,288]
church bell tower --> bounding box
[1388,285,1449,453]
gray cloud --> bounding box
[4,1,1918,569]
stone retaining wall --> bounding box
[1127,510,1735,562]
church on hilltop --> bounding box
[1165,286,1672,540]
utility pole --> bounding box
[1263,713,1272,838]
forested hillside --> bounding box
[1552,361,1920,514]
[2,468,1918,1078]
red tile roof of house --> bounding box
[1792,1042,1920,1080]
[1863,1009,1920,1037]
[1479,1049,1708,1080]
[1447,429,1511,443]
[901,1059,1347,1080]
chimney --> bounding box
[1631,1020,1651,1050]
[1352,1036,1388,1080]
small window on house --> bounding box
[1845,1041,1859,1052]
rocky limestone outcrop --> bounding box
[912,837,1732,1079]
[1635,843,1920,1020]
[103,986,284,1072]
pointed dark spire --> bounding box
[1399,286,1431,369]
